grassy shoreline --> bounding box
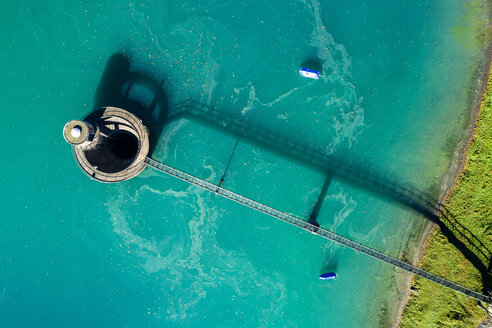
[398,64,492,327]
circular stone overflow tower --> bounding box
[63,106,149,183]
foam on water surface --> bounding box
[109,181,289,325]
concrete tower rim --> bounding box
[68,106,150,183]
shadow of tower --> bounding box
[94,54,169,155]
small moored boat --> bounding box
[299,67,320,79]
[319,272,336,280]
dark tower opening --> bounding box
[109,130,139,160]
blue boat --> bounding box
[319,272,336,280]
[299,67,320,79]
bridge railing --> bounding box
[144,156,492,304]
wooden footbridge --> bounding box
[144,157,491,304]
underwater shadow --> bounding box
[94,54,169,155]
[300,59,323,74]
[167,99,492,286]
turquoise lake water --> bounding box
[0,0,489,327]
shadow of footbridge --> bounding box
[167,99,491,288]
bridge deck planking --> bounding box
[144,157,491,304]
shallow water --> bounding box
[0,0,489,327]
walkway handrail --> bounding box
[145,157,491,304]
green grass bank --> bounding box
[398,65,492,327]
